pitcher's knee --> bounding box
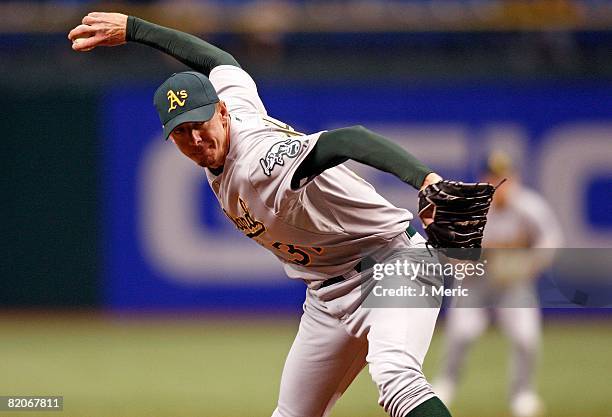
[371,366,435,417]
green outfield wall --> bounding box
[1,89,99,306]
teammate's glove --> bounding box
[418,180,500,261]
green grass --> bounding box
[0,314,610,417]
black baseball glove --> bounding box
[418,180,500,260]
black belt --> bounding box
[319,225,418,289]
[319,255,376,289]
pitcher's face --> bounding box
[169,101,230,169]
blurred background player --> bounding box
[433,151,563,417]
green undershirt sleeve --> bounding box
[292,125,433,190]
[126,16,240,76]
[405,397,452,417]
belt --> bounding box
[319,225,418,289]
[319,255,375,289]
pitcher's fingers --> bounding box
[86,12,107,18]
[68,24,94,41]
[82,15,100,25]
[71,34,100,51]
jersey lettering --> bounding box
[223,197,266,238]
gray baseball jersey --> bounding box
[206,65,413,282]
[204,65,441,417]
[483,186,563,248]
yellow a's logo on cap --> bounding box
[167,90,188,112]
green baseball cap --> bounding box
[153,71,220,140]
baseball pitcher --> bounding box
[69,13,497,417]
